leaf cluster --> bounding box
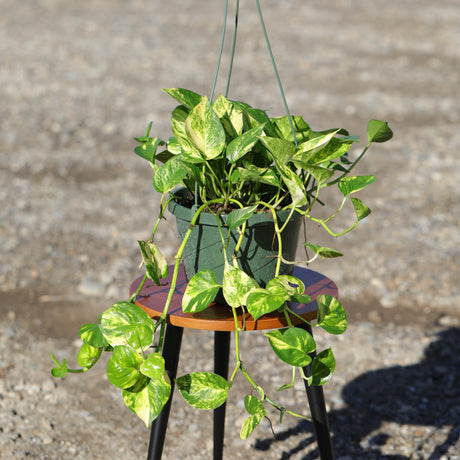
[135,88,393,225]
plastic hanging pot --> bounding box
[168,188,303,303]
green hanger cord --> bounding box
[210,0,297,147]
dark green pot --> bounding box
[168,189,303,303]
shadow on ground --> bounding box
[254,327,460,459]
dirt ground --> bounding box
[1,0,459,458]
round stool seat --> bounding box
[129,265,338,331]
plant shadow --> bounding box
[253,327,460,459]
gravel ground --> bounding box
[1,0,459,459]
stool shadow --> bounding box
[254,327,460,459]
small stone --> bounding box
[438,315,460,327]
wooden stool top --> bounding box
[129,265,337,332]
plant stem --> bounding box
[157,199,227,326]
[326,143,370,187]
[258,201,283,276]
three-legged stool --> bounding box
[130,265,338,460]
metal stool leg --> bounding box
[213,331,230,460]
[299,323,335,460]
[147,324,184,460]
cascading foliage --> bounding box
[51,88,392,438]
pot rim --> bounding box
[168,187,302,227]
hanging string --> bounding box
[211,0,297,147]
[225,0,240,97]
[255,0,298,147]
[210,0,229,102]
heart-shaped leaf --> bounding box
[235,165,281,187]
[260,136,296,165]
[79,323,107,348]
[240,395,267,440]
[311,348,336,386]
[294,136,352,167]
[265,327,316,367]
[185,96,226,160]
[316,295,347,335]
[99,302,155,351]
[213,94,244,137]
[351,197,371,221]
[170,105,189,139]
[296,130,340,160]
[246,288,286,320]
[163,87,202,109]
[272,115,311,142]
[338,175,376,197]
[266,275,305,296]
[176,372,230,410]
[244,394,266,416]
[222,265,259,308]
[292,165,334,186]
[226,124,266,163]
[152,157,188,194]
[107,345,144,389]
[77,342,100,369]
[140,353,166,380]
[367,119,393,144]
[225,205,258,229]
[182,270,220,313]
[122,376,171,427]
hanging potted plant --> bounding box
[50,0,393,444]
[51,86,392,438]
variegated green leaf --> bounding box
[163,87,202,109]
[246,288,286,321]
[176,372,230,409]
[304,243,343,259]
[225,205,258,229]
[240,395,267,439]
[79,323,107,348]
[185,96,226,160]
[222,265,259,308]
[260,136,296,165]
[140,353,166,380]
[122,376,171,427]
[99,302,155,351]
[182,270,220,313]
[77,342,100,368]
[138,241,169,285]
[265,327,316,367]
[107,345,144,389]
[134,136,163,163]
[311,348,336,386]
[351,197,371,221]
[316,295,347,334]
[338,175,376,197]
[152,157,188,194]
[226,124,266,163]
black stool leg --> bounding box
[147,324,184,460]
[299,323,335,460]
[213,331,230,460]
